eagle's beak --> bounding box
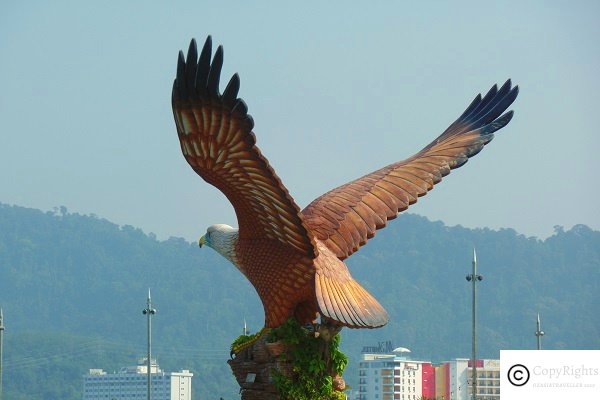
[198,235,206,248]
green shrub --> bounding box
[269,318,348,400]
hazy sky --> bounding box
[1,1,598,241]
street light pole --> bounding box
[0,308,4,400]
[535,313,544,350]
[466,249,482,400]
[142,289,157,400]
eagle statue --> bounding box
[171,36,518,338]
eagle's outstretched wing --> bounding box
[302,80,519,260]
[172,37,316,258]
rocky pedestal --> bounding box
[227,337,290,400]
[228,327,347,400]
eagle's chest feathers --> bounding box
[235,239,311,275]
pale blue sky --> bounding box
[1,1,598,240]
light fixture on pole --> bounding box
[142,289,157,400]
[535,313,544,350]
[466,249,482,400]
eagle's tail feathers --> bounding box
[316,274,388,329]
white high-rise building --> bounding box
[357,351,435,400]
[82,358,193,400]
[435,358,500,400]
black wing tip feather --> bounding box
[459,83,518,163]
[173,35,252,128]
[484,110,514,135]
[451,79,518,137]
[439,79,517,141]
[466,80,516,121]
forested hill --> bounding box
[0,203,598,399]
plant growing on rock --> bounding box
[268,318,348,400]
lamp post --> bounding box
[142,289,157,400]
[466,249,482,400]
[0,308,4,400]
[535,313,544,350]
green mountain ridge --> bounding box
[0,203,598,399]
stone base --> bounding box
[227,336,290,400]
[228,328,347,400]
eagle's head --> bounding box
[199,224,240,267]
